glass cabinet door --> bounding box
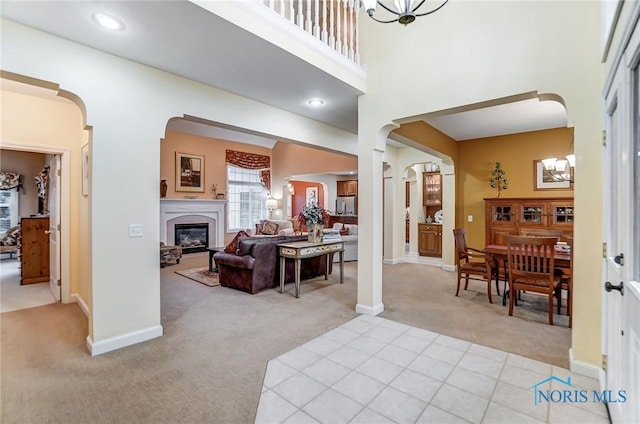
[550,201,575,227]
[519,202,547,226]
[423,172,442,206]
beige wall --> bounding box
[0,84,91,314]
[0,149,45,217]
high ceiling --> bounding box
[1,1,568,146]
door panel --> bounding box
[48,154,61,301]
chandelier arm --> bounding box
[369,15,401,23]
[376,0,401,16]
[414,0,449,16]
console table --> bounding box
[278,240,344,298]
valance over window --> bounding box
[226,149,271,193]
[0,173,20,190]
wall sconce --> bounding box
[266,197,278,218]
[287,183,295,196]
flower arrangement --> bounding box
[489,162,509,197]
[298,203,329,225]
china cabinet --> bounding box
[418,223,442,257]
[484,197,574,245]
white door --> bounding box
[602,20,640,424]
[47,154,61,301]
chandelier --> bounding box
[361,0,449,25]
[541,154,575,183]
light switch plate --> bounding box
[467,215,473,223]
[129,224,143,237]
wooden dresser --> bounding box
[418,223,442,257]
[20,216,50,285]
[484,197,574,245]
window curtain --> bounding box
[225,150,271,194]
[0,172,20,190]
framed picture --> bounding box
[81,144,89,196]
[533,160,572,191]
[176,152,205,192]
[306,186,318,206]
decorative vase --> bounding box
[160,179,168,198]
[307,223,323,243]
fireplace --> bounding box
[175,223,209,253]
[160,199,226,248]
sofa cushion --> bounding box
[261,220,279,235]
[347,224,358,235]
[237,235,287,256]
[224,230,249,254]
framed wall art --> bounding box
[533,159,572,191]
[176,152,205,192]
[305,186,318,206]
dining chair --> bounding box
[505,235,563,325]
[518,228,564,238]
[453,228,499,303]
[557,237,573,328]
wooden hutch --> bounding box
[418,171,443,257]
[484,197,574,245]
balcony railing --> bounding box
[254,0,360,65]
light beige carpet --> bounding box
[175,267,220,287]
[1,252,571,423]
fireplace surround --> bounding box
[160,199,226,248]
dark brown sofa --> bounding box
[213,235,332,294]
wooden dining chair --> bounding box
[505,235,563,325]
[557,237,573,328]
[453,228,499,303]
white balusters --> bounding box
[313,0,320,37]
[321,0,328,43]
[254,0,360,65]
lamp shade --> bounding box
[266,198,278,210]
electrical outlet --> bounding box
[467,215,473,223]
[129,224,143,237]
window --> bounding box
[227,165,267,231]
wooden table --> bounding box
[483,244,572,306]
[207,246,226,272]
[278,240,344,298]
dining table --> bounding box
[482,244,572,306]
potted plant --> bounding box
[298,204,329,243]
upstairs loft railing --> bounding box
[255,0,360,65]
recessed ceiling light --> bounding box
[93,13,125,31]
[307,98,325,107]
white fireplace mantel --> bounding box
[160,199,226,247]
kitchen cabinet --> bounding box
[484,197,574,245]
[418,223,442,257]
[20,216,50,285]
[337,180,358,196]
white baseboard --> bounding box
[70,293,89,317]
[441,264,456,272]
[383,258,405,265]
[87,325,163,356]
[406,251,419,257]
[356,303,384,316]
[569,348,601,379]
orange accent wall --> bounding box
[290,180,324,217]
[161,130,272,199]
[392,121,458,162]
[271,141,356,175]
[456,127,574,248]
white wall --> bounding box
[1,18,358,354]
[357,1,603,367]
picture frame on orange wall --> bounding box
[533,159,572,191]
[176,152,205,192]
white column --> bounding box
[356,138,385,315]
[440,161,456,271]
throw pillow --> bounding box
[255,221,264,235]
[339,224,349,236]
[261,220,279,236]
[348,224,358,235]
[224,230,249,254]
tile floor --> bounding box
[255,315,609,424]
